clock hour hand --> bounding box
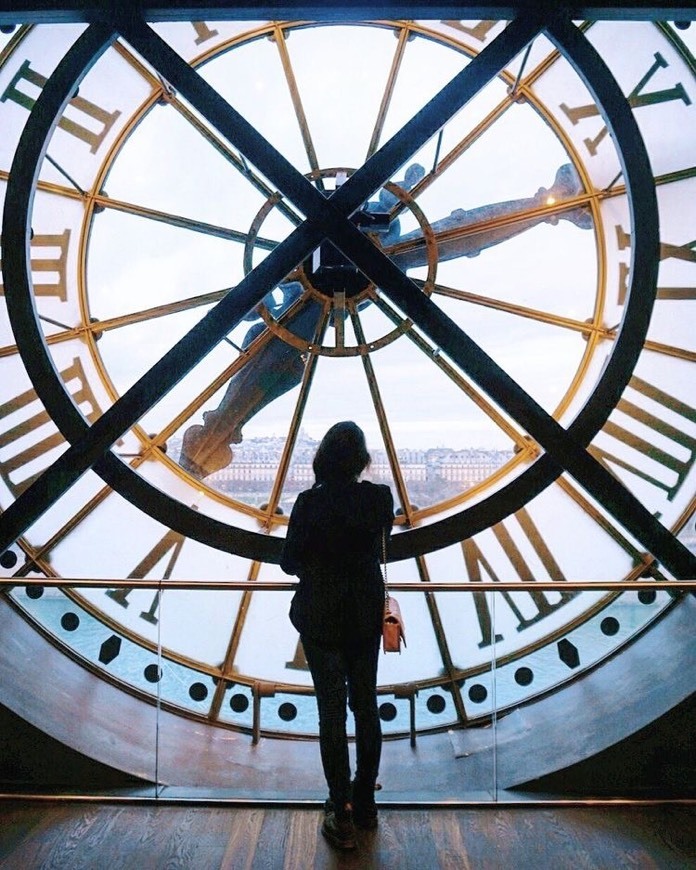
[390,163,592,270]
[178,284,319,479]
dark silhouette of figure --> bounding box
[281,421,394,850]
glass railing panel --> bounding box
[1,578,158,797]
[490,582,695,801]
[2,577,693,801]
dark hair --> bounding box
[313,421,371,485]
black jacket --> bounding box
[280,480,394,649]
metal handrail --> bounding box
[0,578,694,591]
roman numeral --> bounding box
[0,230,71,301]
[461,507,575,648]
[616,225,696,305]
[1,59,121,153]
[440,20,498,42]
[286,639,309,671]
[589,375,696,503]
[560,52,691,156]
[105,528,187,626]
[0,357,102,497]
[191,22,219,46]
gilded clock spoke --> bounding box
[10,442,169,576]
[272,24,323,190]
[641,339,696,364]
[555,476,671,580]
[261,307,331,524]
[384,86,514,224]
[14,483,115,575]
[350,308,412,522]
[514,20,591,91]
[318,15,546,222]
[0,326,86,359]
[413,554,469,725]
[84,286,238,335]
[208,566,260,722]
[428,279,606,337]
[368,289,531,449]
[381,47,576,226]
[110,38,304,227]
[155,330,287,470]
[364,23,412,161]
[168,96,304,227]
[2,285,261,357]
[655,166,696,187]
[220,560,262,691]
[90,191,280,249]
[172,287,321,482]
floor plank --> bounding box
[0,802,694,869]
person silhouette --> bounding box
[281,421,394,850]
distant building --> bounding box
[180,434,513,504]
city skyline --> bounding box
[169,429,514,511]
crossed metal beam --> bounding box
[1,7,695,579]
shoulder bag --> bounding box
[381,529,406,653]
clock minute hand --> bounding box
[389,164,592,271]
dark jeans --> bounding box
[302,635,382,813]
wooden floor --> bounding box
[0,801,695,869]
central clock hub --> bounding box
[303,239,371,299]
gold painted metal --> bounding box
[4,579,691,591]
[428,280,613,339]
[351,308,413,522]
[241,169,437,357]
[368,288,533,448]
[556,476,670,576]
[209,558,261,721]
[365,23,411,160]
[414,554,469,725]
[365,290,535,522]
[260,308,330,527]
[109,37,303,227]
[272,23,324,189]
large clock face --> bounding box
[0,14,695,744]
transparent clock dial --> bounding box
[0,17,694,742]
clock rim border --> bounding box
[1,13,661,564]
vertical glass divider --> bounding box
[491,589,498,803]
[155,576,163,799]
